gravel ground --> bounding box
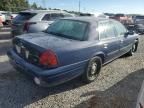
[0,27,144,108]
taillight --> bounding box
[39,50,58,67]
[23,22,36,32]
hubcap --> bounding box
[132,44,136,53]
[90,62,97,75]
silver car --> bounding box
[11,10,74,37]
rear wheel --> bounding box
[82,57,102,83]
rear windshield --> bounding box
[46,19,88,41]
[2,13,7,15]
[13,12,36,21]
[115,14,124,17]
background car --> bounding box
[5,12,18,25]
[110,14,132,25]
[0,14,3,27]
[0,11,7,24]
[11,10,74,37]
[133,15,144,34]
[7,17,139,87]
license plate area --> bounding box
[15,45,29,59]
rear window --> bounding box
[1,13,7,15]
[46,19,88,41]
[51,13,63,20]
[42,13,73,21]
[13,12,36,21]
[63,14,73,17]
[42,13,63,21]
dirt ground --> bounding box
[0,27,144,108]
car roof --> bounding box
[62,16,108,23]
[20,9,68,14]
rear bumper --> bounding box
[7,49,87,87]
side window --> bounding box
[113,20,127,36]
[42,13,63,21]
[63,14,73,17]
[51,13,62,20]
[98,22,107,39]
[42,14,51,21]
[98,21,116,40]
[105,22,116,38]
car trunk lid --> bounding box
[13,32,79,67]
[17,32,79,50]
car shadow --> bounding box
[75,69,144,108]
[0,61,86,108]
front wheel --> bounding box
[126,43,138,56]
[82,57,102,83]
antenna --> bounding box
[42,0,46,8]
[79,0,81,14]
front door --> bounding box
[98,21,121,62]
[113,20,133,55]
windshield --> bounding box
[46,19,88,40]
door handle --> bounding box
[120,40,124,43]
[104,44,108,48]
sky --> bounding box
[28,0,144,14]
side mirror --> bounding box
[124,30,134,38]
[128,30,134,35]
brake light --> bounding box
[39,50,58,67]
[23,22,36,32]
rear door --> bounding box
[98,21,121,62]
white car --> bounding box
[0,13,3,27]
[5,12,18,24]
[0,11,17,24]
[11,10,74,36]
[0,11,7,23]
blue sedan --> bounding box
[7,17,139,87]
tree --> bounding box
[31,2,37,9]
[30,2,47,10]
[0,0,29,12]
[0,0,47,12]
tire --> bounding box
[126,42,138,56]
[82,56,102,83]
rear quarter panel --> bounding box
[54,40,105,67]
